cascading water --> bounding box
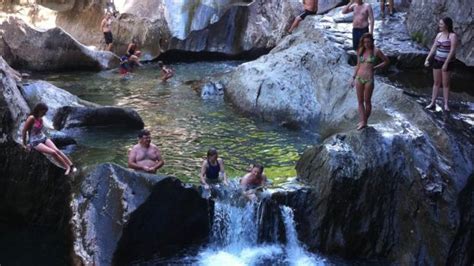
[196,193,326,266]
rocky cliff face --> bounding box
[0,17,119,71]
[71,163,212,265]
[0,56,74,264]
[406,0,474,66]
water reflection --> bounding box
[35,61,317,184]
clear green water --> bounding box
[35,61,318,184]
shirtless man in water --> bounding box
[342,0,374,51]
[288,0,318,33]
[100,12,114,51]
[128,129,165,174]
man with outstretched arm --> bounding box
[342,0,374,51]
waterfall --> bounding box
[197,198,325,266]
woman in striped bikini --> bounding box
[424,17,457,112]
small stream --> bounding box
[32,61,319,185]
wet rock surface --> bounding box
[0,56,73,265]
[53,106,144,130]
[113,176,212,265]
[295,120,473,264]
[406,0,474,67]
[72,163,212,265]
[0,17,119,71]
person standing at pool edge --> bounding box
[351,33,389,130]
[424,17,457,112]
[101,12,114,51]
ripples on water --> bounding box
[36,61,318,184]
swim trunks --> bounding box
[103,31,113,44]
[298,9,317,20]
[352,26,369,50]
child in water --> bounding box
[158,61,174,82]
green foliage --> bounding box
[411,31,425,44]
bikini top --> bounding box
[30,118,43,136]
[359,54,377,64]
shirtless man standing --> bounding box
[342,0,374,51]
[100,12,114,51]
[288,0,318,34]
[128,129,165,174]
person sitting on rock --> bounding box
[158,61,174,82]
[128,129,165,174]
[200,148,228,190]
[240,164,268,200]
[126,40,142,67]
[288,0,318,34]
[101,12,114,51]
[350,33,389,130]
[22,103,77,175]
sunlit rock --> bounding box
[0,17,119,71]
[22,80,98,128]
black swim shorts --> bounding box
[352,26,369,50]
[103,31,113,44]
[298,9,317,20]
[433,59,454,72]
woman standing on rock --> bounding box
[351,33,389,130]
[22,103,76,175]
[424,17,457,112]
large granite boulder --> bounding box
[295,117,473,264]
[406,0,474,66]
[0,56,73,265]
[50,0,300,58]
[222,25,357,130]
[21,80,98,128]
[0,17,119,71]
[53,106,144,130]
[72,163,212,265]
[317,0,346,14]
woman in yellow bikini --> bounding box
[351,33,389,130]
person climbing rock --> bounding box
[288,0,318,34]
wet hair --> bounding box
[31,103,48,118]
[207,148,218,159]
[442,17,454,33]
[138,129,150,138]
[252,164,264,174]
[158,61,164,68]
[358,33,375,56]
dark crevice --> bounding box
[155,48,272,64]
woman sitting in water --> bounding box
[350,33,389,130]
[22,103,76,175]
[424,17,457,112]
[126,40,142,67]
[200,148,228,189]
